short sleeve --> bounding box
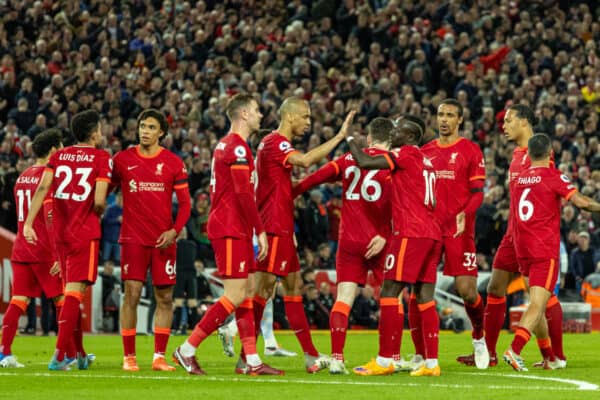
[96,151,113,182]
[549,171,577,200]
[273,136,297,167]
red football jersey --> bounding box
[385,145,441,240]
[207,133,257,240]
[112,146,189,246]
[295,148,392,245]
[506,146,554,235]
[511,167,577,260]
[46,145,112,246]
[12,165,53,263]
[256,132,298,236]
[421,138,485,237]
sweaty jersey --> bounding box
[256,132,298,237]
[12,165,53,263]
[421,137,485,237]
[112,146,189,246]
[384,145,441,240]
[207,133,257,240]
[511,167,577,260]
[295,148,392,245]
[46,145,112,246]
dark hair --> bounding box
[226,93,256,120]
[439,98,463,117]
[509,104,536,126]
[32,128,62,158]
[395,114,426,144]
[137,108,168,135]
[367,117,394,144]
[70,110,100,142]
[528,133,552,160]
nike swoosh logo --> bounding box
[127,166,138,170]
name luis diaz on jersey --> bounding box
[58,153,95,162]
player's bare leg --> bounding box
[354,280,403,376]
[282,270,328,372]
[49,282,87,371]
[329,281,358,374]
[410,282,440,377]
[120,280,143,371]
[152,285,176,371]
[504,285,552,371]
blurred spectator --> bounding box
[101,192,123,264]
[303,189,329,251]
[315,242,334,270]
[101,260,120,333]
[351,285,379,329]
[303,283,330,329]
[569,231,600,294]
[187,191,214,266]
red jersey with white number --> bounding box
[506,146,554,236]
[294,148,391,245]
[256,132,298,237]
[511,167,577,260]
[386,145,440,240]
[421,137,485,237]
[46,145,112,246]
[207,133,256,240]
[11,165,53,263]
[112,146,188,246]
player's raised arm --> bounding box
[23,169,54,244]
[570,192,600,213]
[287,110,356,168]
[346,137,393,170]
[292,160,341,198]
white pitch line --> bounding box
[0,371,596,391]
[456,372,599,391]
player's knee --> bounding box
[487,280,506,297]
[380,280,402,298]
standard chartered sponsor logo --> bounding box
[138,182,166,192]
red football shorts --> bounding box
[57,240,99,284]
[11,261,63,298]
[441,234,478,277]
[383,237,441,284]
[121,243,177,286]
[335,238,384,286]
[212,237,255,279]
[492,232,520,273]
[519,258,558,292]
[255,234,300,277]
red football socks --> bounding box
[330,301,351,360]
[484,294,506,357]
[419,301,439,359]
[511,327,532,355]
[284,296,318,357]
[546,295,565,360]
[56,292,84,361]
[1,299,27,355]
[189,297,235,348]
[378,297,400,358]
[154,327,171,356]
[236,298,258,355]
[465,294,484,340]
[408,294,424,357]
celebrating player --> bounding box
[0,129,63,368]
[250,97,354,373]
[348,115,443,377]
[480,104,565,368]
[292,117,393,374]
[173,93,282,376]
[504,134,600,371]
[24,110,111,371]
[112,108,191,372]
[421,99,487,369]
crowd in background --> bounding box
[1,0,600,330]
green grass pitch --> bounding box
[2,331,599,400]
